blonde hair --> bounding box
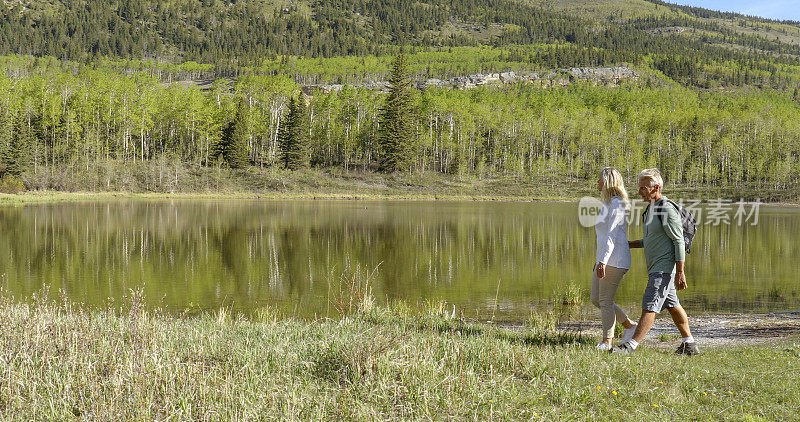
[637,168,664,189]
[600,167,629,204]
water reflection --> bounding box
[0,200,797,319]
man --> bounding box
[611,168,700,355]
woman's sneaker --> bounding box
[621,324,638,343]
[675,342,701,356]
[596,342,612,351]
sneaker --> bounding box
[596,342,612,351]
[675,342,701,356]
[611,342,636,354]
[621,324,638,343]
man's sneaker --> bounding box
[621,324,638,343]
[610,342,636,354]
[675,342,701,356]
[596,342,612,351]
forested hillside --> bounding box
[3,0,800,87]
[0,0,799,196]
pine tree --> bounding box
[1,114,33,177]
[278,95,310,170]
[213,98,250,169]
[0,112,11,176]
[377,53,417,172]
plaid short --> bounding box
[642,272,680,312]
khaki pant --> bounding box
[590,265,630,339]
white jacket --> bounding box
[594,197,632,269]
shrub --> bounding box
[554,281,584,306]
[0,175,25,193]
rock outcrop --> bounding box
[300,66,639,95]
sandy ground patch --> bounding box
[560,311,800,349]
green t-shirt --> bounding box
[641,196,685,274]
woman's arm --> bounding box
[596,199,626,278]
[598,199,625,264]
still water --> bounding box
[0,200,797,320]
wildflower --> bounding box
[596,386,602,390]
[612,391,618,395]
[653,404,659,408]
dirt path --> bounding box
[560,311,800,348]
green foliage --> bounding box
[657,332,680,342]
[0,49,798,192]
[0,114,33,177]
[378,54,417,172]
[278,96,310,170]
[213,98,250,169]
[554,281,585,306]
[3,0,800,92]
[0,175,24,194]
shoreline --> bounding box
[556,310,800,350]
[1,190,798,207]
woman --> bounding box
[592,167,637,351]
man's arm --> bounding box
[662,204,686,263]
[663,205,688,290]
[675,261,687,290]
[629,239,643,248]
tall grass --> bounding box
[554,280,585,306]
[0,287,798,420]
[328,263,380,316]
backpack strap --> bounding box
[641,198,668,224]
[654,198,679,224]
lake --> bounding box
[0,199,797,320]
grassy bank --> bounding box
[1,291,798,420]
[6,167,584,205]
[4,166,799,205]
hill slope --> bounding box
[1,0,799,87]
[0,0,799,197]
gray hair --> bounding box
[638,168,664,189]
